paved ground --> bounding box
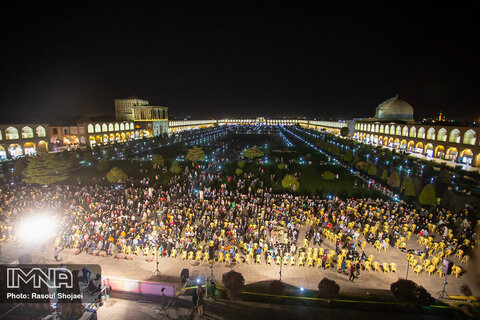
[97,296,453,320]
[1,229,477,299]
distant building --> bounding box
[0,123,50,160]
[114,97,149,121]
[354,97,480,166]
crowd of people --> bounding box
[0,153,477,280]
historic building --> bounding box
[353,96,480,167]
[0,123,50,160]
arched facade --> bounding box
[354,120,480,167]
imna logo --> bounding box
[7,267,73,289]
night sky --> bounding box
[0,1,479,122]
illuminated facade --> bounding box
[114,97,150,121]
[0,124,50,160]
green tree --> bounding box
[381,169,388,181]
[281,174,299,191]
[152,154,165,169]
[401,177,416,197]
[419,184,436,206]
[322,171,335,180]
[23,154,70,184]
[235,168,243,176]
[243,147,264,159]
[342,151,353,162]
[340,127,350,137]
[387,171,401,188]
[106,167,128,183]
[237,161,245,168]
[356,161,370,172]
[367,164,377,176]
[96,158,110,172]
[437,168,452,185]
[186,146,206,162]
[13,159,27,179]
[171,161,182,174]
[83,151,94,163]
[278,163,286,170]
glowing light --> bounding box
[17,215,57,243]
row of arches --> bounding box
[356,133,479,165]
[87,122,135,134]
[1,126,47,141]
[87,130,151,147]
[355,123,477,145]
[0,141,49,159]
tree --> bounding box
[96,158,110,172]
[387,172,401,188]
[419,184,436,206]
[277,163,286,170]
[235,168,243,176]
[237,161,245,168]
[367,164,377,176]
[222,270,245,300]
[152,154,165,169]
[318,278,340,299]
[342,151,353,162]
[381,169,388,181]
[401,178,416,197]
[23,154,70,185]
[106,167,128,183]
[356,161,369,172]
[186,146,205,162]
[243,147,264,159]
[437,168,452,185]
[322,171,335,180]
[281,174,299,191]
[13,159,27,179]
[171,161,182,174]
[340,127,350,137]
[83,151,94,163]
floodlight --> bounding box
[17,215,57,243]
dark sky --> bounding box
[0,1,479,122]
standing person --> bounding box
[197,285,205,316]
[349,264,356,282]
[322,253,327,269]
[210,280,216,300]
[54,247,60,262]
[192,286,198,311]
[82,265,91,286]
[340,259,346,274]
[355,261,361,278]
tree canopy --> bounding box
[340,127,350,137]
[387,171,401,188]
[152,154,165,168]
[106,167,128,183]
[282,174,299,191]
[419,184,436,206]
[401,177,416,197]
[243,147,264,159]
[186,146,206,162]
[23,154,70,185]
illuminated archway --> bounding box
[36,126,47,137]
[120,132,126,141]
[437,128,447,142]
[417,127,425,139]
[463,129,476,145]
[415,142,423,154]
[89,136,96,147]
[407,141,414,152]
[426,128,435,140]
[0,145,6,160]
[393,138,400,148]
[384,125,390,135]
[424,143,434,157]
[449,129,460,143]
[103,134,109,144]
[96,135,102,145]
[23,142,36,155]
[95,124,101,133]
[5,127,19,140]
[400,139,407,149]
[446,147,458,161]
[409,127,416,138]
[115,133,121,142]
[402,126,408,137]
[434,145,445,158]
[460,149,474,165]
[37,140,48,153]
[109,133,115,143]
[8,144,23,158]
[102,123,108,132]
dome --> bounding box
[375,95,413,120]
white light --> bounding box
[300,287,304,292]
[196,278,201,284]
[17,215,57,243]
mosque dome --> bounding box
[375,95,414,120]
